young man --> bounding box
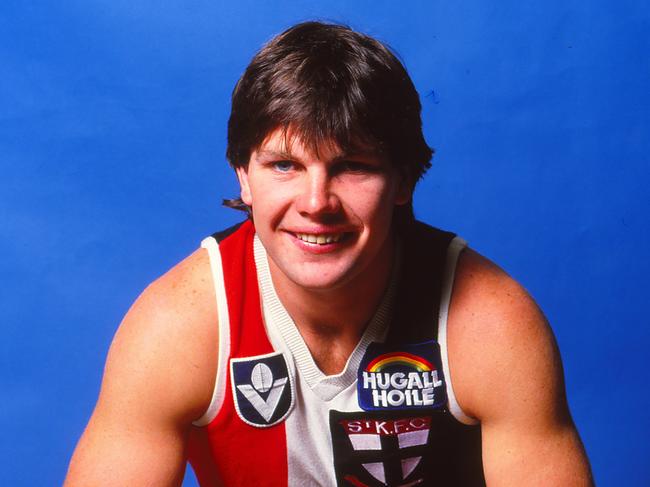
[65,22,593,486]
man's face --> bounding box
[236,128,410,292]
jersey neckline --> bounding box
[253,234,399,401]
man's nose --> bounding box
[295,170,341,216]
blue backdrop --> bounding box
[1,1,648,485]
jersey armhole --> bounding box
[438,236,480,426]
[192,236,231,426]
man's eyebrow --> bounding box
[330,150,380,161]
[256,150,296,160]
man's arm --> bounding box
[65,249,218,486]
[448,249,593,486]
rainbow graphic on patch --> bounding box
[365,351,434,373]
[358,341,447,411]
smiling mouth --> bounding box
[294,232,348,245]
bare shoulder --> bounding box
[101,247,218,424]
[447,248,565,424]
[446,248,593,484]
[64,248,219,486]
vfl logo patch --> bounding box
[358,341,447,411]
[230,351,294,427]
[330,410,434,486]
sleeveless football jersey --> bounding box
[186,220,485,486]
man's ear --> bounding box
[394,174,413,206]
[236,166,253,206]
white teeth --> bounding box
[296,233,343,245]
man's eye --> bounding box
[273,160,294,172]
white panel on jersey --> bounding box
[362,462,386,483]
[349,433,382,451]
[254,235,402,486]
[397,429,429,448]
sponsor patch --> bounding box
[358,341,447,411]
[330,409,435,486]
[230,351,294,427]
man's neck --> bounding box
[268,238,396,375]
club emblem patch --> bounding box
[230,351,294,428]
[358,341,447,411]
[330,409,435,486]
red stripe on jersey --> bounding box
[188,220,288,486]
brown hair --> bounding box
[225,21,433,224]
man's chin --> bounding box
[283,266,357,293]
